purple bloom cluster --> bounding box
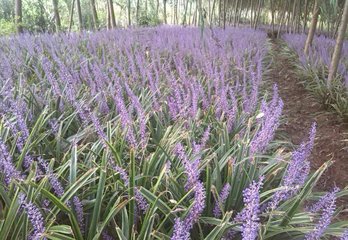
[341,229,348,240]
[213,183,231,218]
[193,126,211,154]
[37,157,65,197]
[19,193,46,240]
[112,165,148,212]
[0,137,22,184]
[102,231,114,240]
[269,123,316,209]
[305,188,339,240]
[171,143,206,240]
[171,218,190,240]
[72,196,85,233]
[250,84,283,156]
[184,181,206,229]
[175,143,200,191]
[235,176,264,240]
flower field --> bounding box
[0,27,347,240]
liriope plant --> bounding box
[282,34,348,120]
[0,27,347,240]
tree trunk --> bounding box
[303,0,309,33]
[156,0,160,18]
[175,0,178,24]
[249,0,254,27]
[290,0,297,33]
[270,0,275,32]
[108,0,116,28]
[199,0,204,37]
[68,0,75,32]
[90,0,98,29]
[189,0,193,25]
[183,0,189,25]
[304,0,320,55]
[277,1,286,35]
[253,0,262,29]
[193,1,198,26]
[163,0,167,24]
[128,0,131,26]
[218,0,221,26]
[208,0,211,23]
[76,0,83,31]
[295,0,302,33]
[136,0,140,23]
[210,0,216,25]
[233,0,240,27]
[333,7,344,38]
[286,8,291,33]
[328,0,348,85]
[223,0,226,29]
[15,0,23,33]
[52,0,61,32]
[107,1,111,29]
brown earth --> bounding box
[268,40,348,207]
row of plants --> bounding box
[283,33,348,120]
[0,27,347,239]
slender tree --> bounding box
[223,0,226,29]
[107,1,111,29]
[128,0,131,26]
[328,0,348,85]
[210,0,216,25]
[76,0,83,30]
[108,0,116,28]
[218,0,221,26]
[233,0,241,27]
[182,0,190,25]
[270,0,275,32]
[68,0,75,31]
[303,0,309,33]
[163,0,167,24]
[15,0,23,33]
[253,0,262,29]
[52,0,61,32]
[304,0,320,55]
[156,0,160,18]
[90,0,99,29]
[136,0,140,23]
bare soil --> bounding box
[268,40,348,198]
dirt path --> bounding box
[268,39,348,194]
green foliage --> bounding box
[138,14,162,26]
[0,19,16,36]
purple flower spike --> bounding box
[341,229,348,240]
[72,196,84,233]
[268,123,317,209]
[171,218,190,240]
[0,137,22,184]
[135,188,149,213]
[305,188,339,240]
[213,183,231,218]
[19,193,46,240]
[184,181,206,229]
[236,176,264,240]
